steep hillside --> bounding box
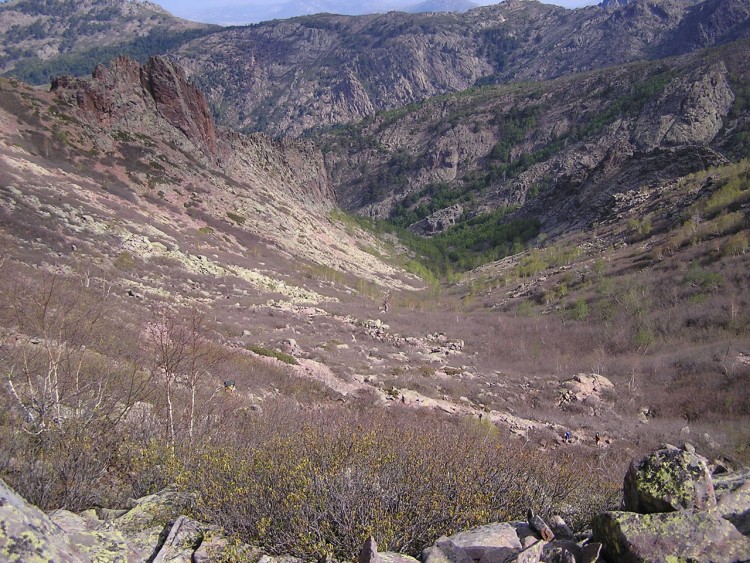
[323,38,750,256]
[170,0,750,136]
[0,0,218,83]
[0,55,420,295]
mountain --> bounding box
[165,0,750,137]
[405,0,479,13]
[323,38,750,242]
[0,0,218,83]
[0,55,414,288]
[3,0,748,137]
[181,0,477,26]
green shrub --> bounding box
[177,411,618,560]
[227,212,246,225]
[246,345,298,365]
[682,263,723,290]
[723,232,749,257]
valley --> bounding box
[0,0,749,561]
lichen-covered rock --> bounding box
[0,477,84,562]
[592,510,750,562]
[715,469,750,536]
[49,509,138,562]
[152,515,204,562]
[623,444,716,513]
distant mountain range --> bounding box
[180,0,481,26]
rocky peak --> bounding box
[51,55,219,160]
[139,56,219,158]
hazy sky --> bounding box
[154,0,599,22]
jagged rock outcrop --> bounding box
[52,55,219,160]
[141,56,219,158]
[410,204,465,236]
[633,62,735,149]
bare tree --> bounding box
[147,306,222,446]
[3,272,143,435]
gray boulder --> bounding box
[593,510,750,563]
[623,444,716,513]
[97,486,196,560]
[715,468,750,536]
[422,539,474,563]
[152,515,204,562]
[360,536,419,563]
[434,522,522,563]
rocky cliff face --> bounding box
[169,0,750,137]
[323,38,748,236]
[49,55,335,209]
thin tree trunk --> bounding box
[166,378,175,446]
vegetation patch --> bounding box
[246,345,298,365]
[226,211,246,225]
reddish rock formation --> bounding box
[51,56,218,160]
[140,56,218,158]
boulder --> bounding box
[623,444,716,513]
[558,373,614,405]
[548,516,573,540]
[359,536,379,563]
[0,478,85,562]
[434,522,522,563]
[359,536,419,563]
[378,552,420,563]
[49,509,138,562]
[422,539,474,563]
[540,540,602,563]
[527,509,554,542]
[98,486,196,560]
[152,515,204,562]
[715,469,750,536]
[193,534,262,563]
[506,539,546,562]
[593,510,750,562]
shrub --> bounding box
[682,263,723,290]
[723,232,749,257]
[247,345,298,365]
[178,409,618,559]
[227,211,246,225]
[567,298,590,321]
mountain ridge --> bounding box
[164,0,750,137]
